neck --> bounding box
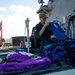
[40,22,45,25]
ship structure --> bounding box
[37,0,75,39]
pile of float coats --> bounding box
[0,53,51,72]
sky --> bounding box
[0,0,48,39]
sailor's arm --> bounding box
[39,22,49,36]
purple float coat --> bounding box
[0,53,51,72]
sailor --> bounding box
[20,40,24,49]
[36,13,53,55]
[36,13,53,46]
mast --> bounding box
[25,18,30,53]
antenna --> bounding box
[38,0,44,6]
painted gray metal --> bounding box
[45,0,75,39]
[47,0,75,22]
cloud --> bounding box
[9,5,35,14]
[1,4,39,38]
[0,7,6,12]
[0,15,5,20]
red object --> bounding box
[0,21,2,38]
[0,21,2,46]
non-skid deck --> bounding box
[0,61,74,75]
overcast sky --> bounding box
[0,0,48,39]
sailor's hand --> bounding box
[44,22,49,27]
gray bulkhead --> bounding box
[47,0,75,22]
[37,0,75,39]
[47,0,75,39]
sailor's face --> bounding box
[40,17,46,24]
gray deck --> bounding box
[42,69,75,75]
